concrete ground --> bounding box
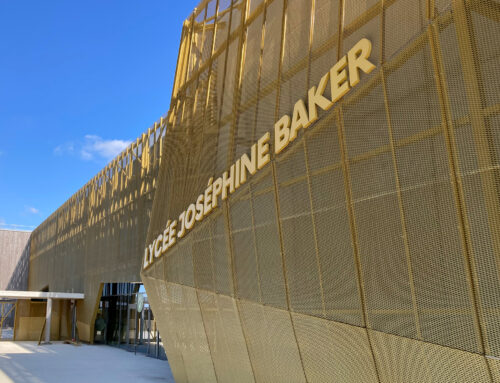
[0,341,175,383]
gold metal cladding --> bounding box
[147,0,499,378]
[380,0,422,341]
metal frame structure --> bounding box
[0,291,84,343]
[142,0,500,382]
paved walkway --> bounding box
[0,341,175,383]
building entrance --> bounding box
[95,282,165,360]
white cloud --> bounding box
[0,218,35,231]
[81,135,131,161]
[54,135,131,162]
[54,142,75,156]
[25,206,39,214]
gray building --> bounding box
[0,229,30,291]
[0,229,30,332]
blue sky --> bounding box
[0,0,198,231]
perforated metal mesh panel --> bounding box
[143,0,500,381]
[28,121,164,341]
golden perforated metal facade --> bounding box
[28,123,164,341]
[142,0,500,381]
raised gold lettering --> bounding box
[222,165,235,200]
[155,234,163,258]
[204,178,213,216]
[195,194,204,221]
[308,71,332,124]
[274,115,291,154]
[142,39,376,266]
[348,38,376,87]
[169,220,177,246]
[177,212,186,238]
[235,159,241,189]
[330,55,350,104]
[290,99,309,141]
[240,145,257,185]
[185,204,196,230]
[143,247,149,268]
[212,177,222,208]
[257,132,270,170]
[162,220,172,252]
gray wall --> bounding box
[0,229,31,291]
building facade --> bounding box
[142,0,500,382]
[0,229,30,291]
[0,230,30,334]
[2,0,498,380]
[25,122,165,341]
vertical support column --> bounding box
[126,302,130,346]
[134,305,138,355]
[156,328,160,359]
[71,300,76,341]
[45,298,53,343]
[117,296,122,344]
[0,303,4,339]
[140,309,144,344]
[147,308,151,355]
[13,301,18,341]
